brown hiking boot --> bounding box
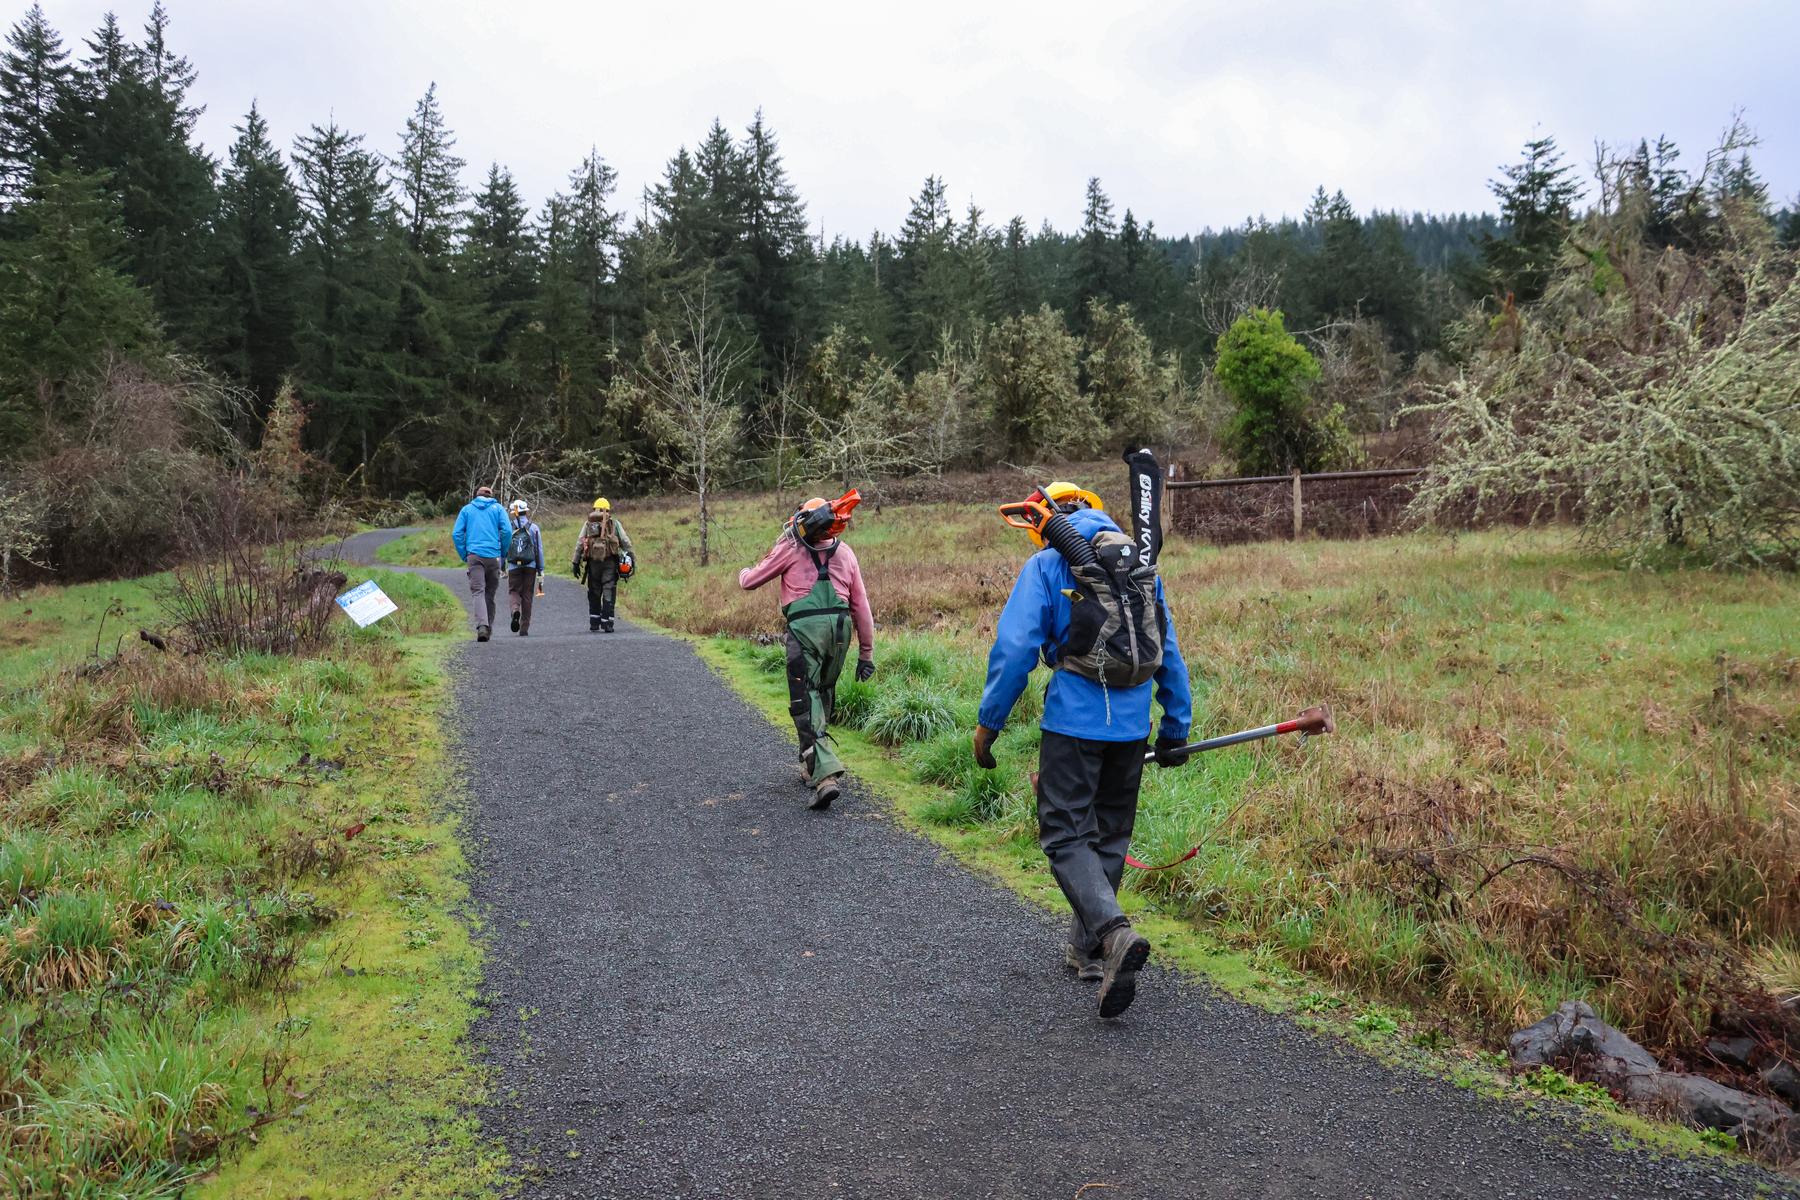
[810,772,842,810]
[1064,944,1104,982]
[1096,923,1151,1018]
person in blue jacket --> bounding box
[972,482,1193,1018]
[451,485,512,642]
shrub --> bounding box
[1215,309,1354,475]
[863,687,959,746]
[830,677,877,730]
[905,734,975,788]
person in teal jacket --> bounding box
[451,486,512,641]
[973,486,1193,1018]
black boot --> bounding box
[589,616,601,632]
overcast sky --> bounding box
[33,0,1800,239]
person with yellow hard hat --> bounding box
[570,497,635,633]
[974,477,1193,1018]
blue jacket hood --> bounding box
[452,495,513,561]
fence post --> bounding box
[1291,469,1303,540]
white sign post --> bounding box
[336,580,399,628]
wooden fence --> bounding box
[1166,467,1425,544]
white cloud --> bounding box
[35,0,1800,238]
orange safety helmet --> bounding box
[789,489,862,545]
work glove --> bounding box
[856,658,875,683]
[1152,735,1193,768]
[971,725,999,770]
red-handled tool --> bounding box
[1125,704,1335,870]
[1143,703,1335,763]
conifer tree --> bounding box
[1071,176,1119,329]
[890,175,956,365]
[292,119,393,469]
[739,110,809,385]
[996,215,1036,316]
[462,163,537,369]
[693,118,749,297]
[533,149,619,436]
[66,7,216,347]
[385,81,471,450]
[214,102,301,407]
[392,82,465,261]
[0,167,157,435]
[1480,135,1583,304]
[0,3,72,205]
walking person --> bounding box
[505,499,545,637]
[738,493,874,810]
[451,485,512,642]
[571,498,634,633]
[971,482,1193,1018]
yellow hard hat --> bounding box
[592,497,611,511]
[1044,482,1103,513]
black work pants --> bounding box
[586,560,619,619]
[1036,730,1146,957]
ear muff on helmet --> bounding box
[1043,482,1103,515]
[793,497,834,544]
[789,490,862,545]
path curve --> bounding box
[344,530,1792,1200]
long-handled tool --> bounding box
[1123,703,1336,870]
[1142,703,1335,764]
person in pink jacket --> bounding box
[739,496,876,809]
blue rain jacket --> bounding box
[451,495,512,561]
[977,508,1193,744]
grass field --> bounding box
[385,486,1800,1066]
[0,566,502,1196]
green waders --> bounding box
[782,545,852,785]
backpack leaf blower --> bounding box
[789,489,862,545]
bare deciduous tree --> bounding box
[0,482,48,595]
[463,420,580,514]
[634,281,747,565]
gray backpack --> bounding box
[1054,528,1164,688]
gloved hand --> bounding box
[856,658,875,683]
[570,560,581,578]
[1153,735,1192,768]
[972,725,999,770]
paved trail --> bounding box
[349,531,1789,1200]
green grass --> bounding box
[0,565,503,1195]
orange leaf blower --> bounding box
[789,489,862,544]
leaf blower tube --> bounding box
[996,487,1100,568]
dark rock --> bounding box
[1508,1000,1661,1075]
[1635,1073,1793,1136]
[1763,1060,1800,1107]
[1705,1037,1758,1070]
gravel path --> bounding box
[345,531,1792,1200]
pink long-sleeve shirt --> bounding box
[738,536,876,660]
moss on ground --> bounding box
[0,567,504,1196]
